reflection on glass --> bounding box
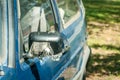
[57,0,79,23]
[20,0,56,41]
[0,1,2,62]
[19,0,56,59]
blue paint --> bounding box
[0,0,90,80]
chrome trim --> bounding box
[73,45,90,80]
[0,0,8,66]
[8,0,15,68]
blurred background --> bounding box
[83,0,120,80]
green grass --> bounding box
[84,0,120,24]
[83,0,120,79]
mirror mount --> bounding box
[23,32,70,61]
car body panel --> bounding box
[0,0,90,80]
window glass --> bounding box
[20,0,55,34]
[19,0,56,59]
[0,0,7,64]
[0,1,2,58]
[56,0,80,28]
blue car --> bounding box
[0,0,91,80]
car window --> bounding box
[20,0,55,34]
[0,0,7,64]
[0,1,2,59]
[56,0,80,28]
[19,0,56,60]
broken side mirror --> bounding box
[23,32,64,60]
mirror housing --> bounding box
[28,32,63,55]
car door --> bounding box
[56,0,87,79]
[18,0,68,80]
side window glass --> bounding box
[0,1,2,59]
[20,0,55,33]
[0,1,7,64]
[56,0,80,28]
[19,0,56,60]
